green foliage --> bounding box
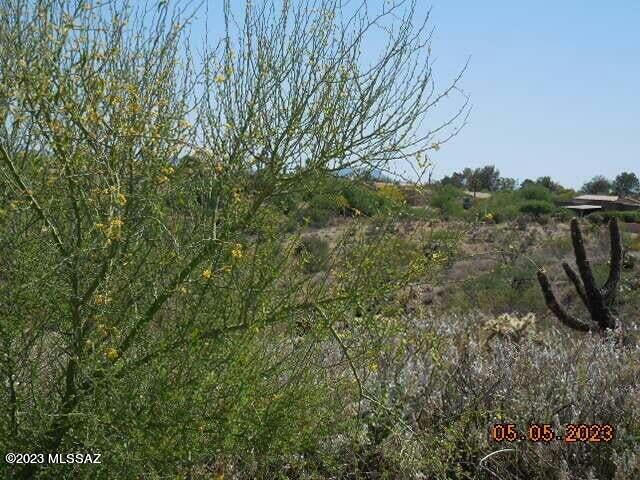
[295,235,330,273]
[0,0,477,475]
[376,183,406,205]
[2,1,638,478]
[341,181,396,216]
[587,212,606,224]
[601,210,640,223]
[440,165,502,192]
[422,228,462,268]
[448,262,544,315]
[519,184,553,202]
[282,175,414,229]
[461,186,559,224]
[471,192,518,222]
[582,175,612,195]
[550,207,574,222]
[402,206,435,221]
[587,210,640,225]
[430,185,465,219]
[519,200,555,217]
[613,171,640,196]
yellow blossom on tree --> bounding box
[231,244,243,259]
[97,323,109,337]
[128,101,141,114]
[94,294,111,305]
[214,73,225,84]
[104,347,119,361]
[201,269,212,280]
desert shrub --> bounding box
[489,204,520,223]
[310,192,349,215]
[469,191,522,223]
[376,183,406,205]
[601,210,640,223]
[0,1,473,478]
[519,183,553,202]
[298,204,332,228]
[422,228,461,268]
[430,185,465,219]
[350,314,640,480]
[552,188,578,203]
[342,181,396,216]
[287,313,639,479]
[535,213,551,225]
[519,199,555,217]
[447,261,544,315]
[402,206,435,221]
[402,184,429,206]
[587,212,605,224]
[296,192,350,228]
[551,207,574,221]
[295,235,330,273]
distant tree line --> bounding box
[580,172,640,196]
[440,165,567,193]
[440,165,516,192]
[440,165,640,198]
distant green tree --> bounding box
[535,176,563,192]
[440,171,466,188]
[520,184,553,202]
[475,165,501,191]
[581,175,612,195]
[441,165,501,192]
[497,177,517,191]
[520,178,535,189]
[612,172,640,196]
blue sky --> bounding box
[424,1,639,188]
[192,1,639,189]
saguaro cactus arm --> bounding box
[537,218,620,333]
[602,217,622,304]
[569,218,616,330]
[569,219,604,311]
[536,269,593,332]
[561,262,588,307]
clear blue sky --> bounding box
[425,1,639,189]
[190,1,639,189]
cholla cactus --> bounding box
[483,312,536,343]
[536,218,621,332]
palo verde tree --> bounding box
[0,0,468,477]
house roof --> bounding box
[574,195,619,202]
[565,205,602,210]
[618,197,640,206]
[463,191,492,199]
